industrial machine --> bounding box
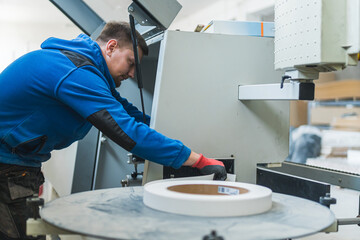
[28,0,360,239]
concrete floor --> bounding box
[301,186,360,240]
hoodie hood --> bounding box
[41,34,116,90]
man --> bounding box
[0,21,226,239]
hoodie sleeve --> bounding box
[111,89,151,126]
[55,67,190,168]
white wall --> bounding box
[0,0,82,195]
[42,143,79,197]
[0,0,275,72]
[0,22,81,71]
[0,1,81,72]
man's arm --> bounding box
[112,89,150,125]
[56,69,226,180]
[56,69,188,168]
[113,92,226,180]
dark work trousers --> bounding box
[0,163,45,240]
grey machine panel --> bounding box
[49,0,105,39]
[144,30,290,184]
[132,0,182,29]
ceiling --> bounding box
[0,0,222,27]
[85,0,222,22]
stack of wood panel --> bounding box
[310,80,360,130]
[315,80,360,101]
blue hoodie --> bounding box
[0,34,191,168]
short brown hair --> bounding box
[96,21,148,56]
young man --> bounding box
[0,22,226,239]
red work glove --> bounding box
[192,154,227,181]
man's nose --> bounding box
[128,67,135,78]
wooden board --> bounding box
[310,106,360,125]
[315,80,360,101]
[290,101,308,127]
[332,117,360,131]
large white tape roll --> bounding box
[143,180,272,217]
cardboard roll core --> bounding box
[167,184,249,195]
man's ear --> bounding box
[106,39,118,56]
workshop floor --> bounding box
[300,185,360,240]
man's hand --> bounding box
[192,154,227,180]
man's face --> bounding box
[104,40,143,87]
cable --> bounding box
[129,14,147,124]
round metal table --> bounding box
[40,187,335,240]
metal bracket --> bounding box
[203,230,224,240]
[122,154,145,187]
[322,217,360,233]
[128,0,182,41]
[259,162,360,191]
[238,81,314,100]
[319,193,337,208]
[128,2,163,41]
[127,153,144,180]
[26,195,44,220]
[49,0,106,38]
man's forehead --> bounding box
[118,43,143,59]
